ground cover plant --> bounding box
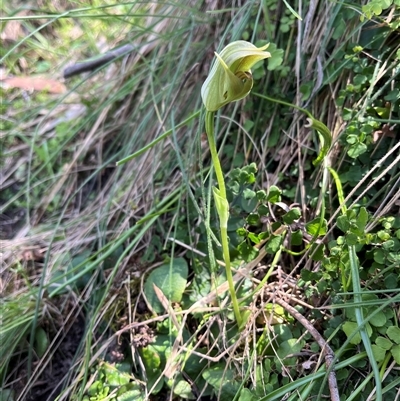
[1,0,400,400]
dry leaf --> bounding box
[20,247,44,262]
[1,19,24,42]
[372,124,396,143]
[302,359,316,370]
[1,76,67,94]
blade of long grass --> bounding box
[348,245,382,401]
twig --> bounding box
[273,297,340,401]
[63,44,136,79]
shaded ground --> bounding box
[14,315,85,401]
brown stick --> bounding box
[63,44,135,79]
[273,297,340,401]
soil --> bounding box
[14,314,85,401]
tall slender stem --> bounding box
[205,112,226,198]
[205,110,242,327]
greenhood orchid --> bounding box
[200,41,271,327]
[201,41,271,112]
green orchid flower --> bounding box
[200,41,271,327]
[201,40,271,112]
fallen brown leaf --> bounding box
[1,76,67,94]
[372,124,397,143]
[1,16,24,42]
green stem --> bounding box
[253,92,332,166]
[205,110,242,327]
[205,112,226,198]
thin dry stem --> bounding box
[273,296,340,401]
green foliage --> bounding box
[0,390,15,401]
[34,327,49,358]
[361,0,400,20]
[144,258,188,314]
[49,250,93,295]
[139,332,209,398]
[202,365,241,401]
[140,335,169,393]
[0,292,42,379]
[264,43,284,71]
[83,362,144,401]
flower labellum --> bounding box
[201,41,271,112]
